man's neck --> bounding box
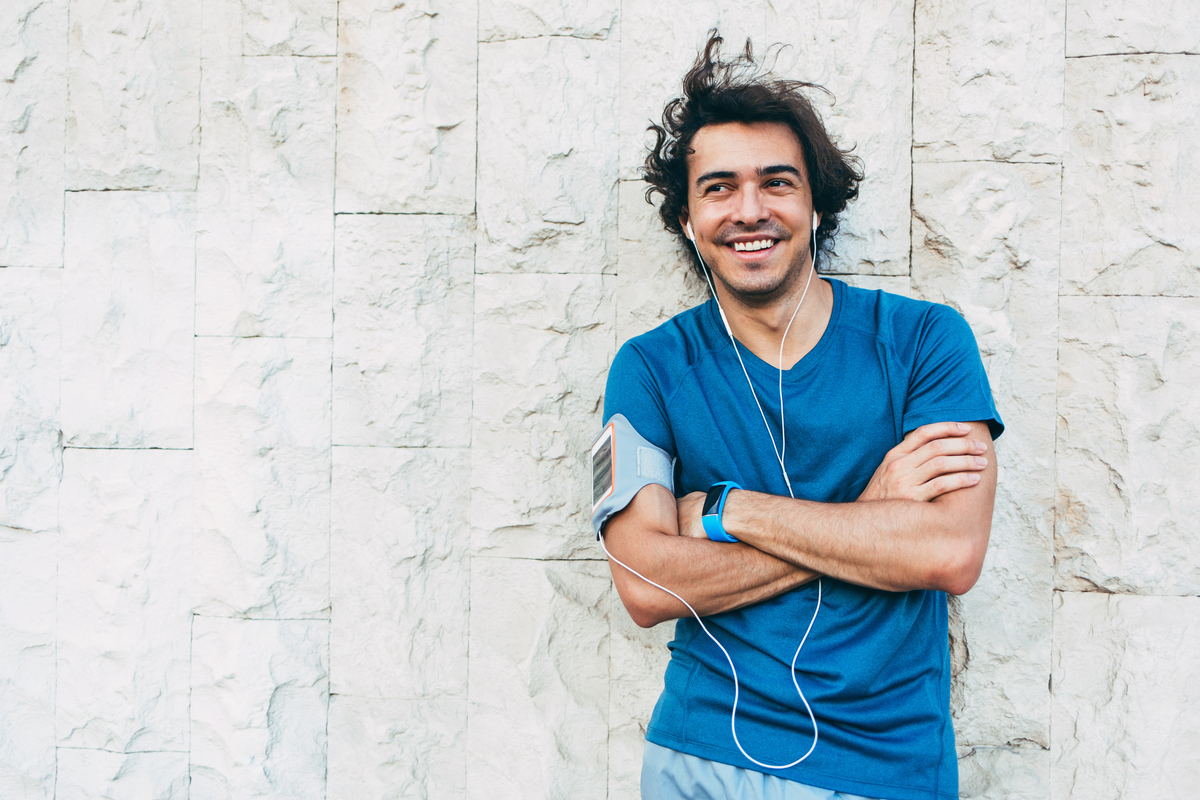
[715,271,834,370]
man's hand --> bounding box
[857,422,989,503]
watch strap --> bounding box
[701,481,741,543]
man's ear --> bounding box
[680,213,693,241]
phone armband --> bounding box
[590,414,675,539]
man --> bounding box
[595,34,1003,800]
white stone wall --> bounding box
[0,1,1195,797]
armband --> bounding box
[590,414,675,539]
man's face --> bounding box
[680,122,817,304]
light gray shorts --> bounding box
[641,741,884,800]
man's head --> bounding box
[644,32,864,284]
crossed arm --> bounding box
[602,421,997,628]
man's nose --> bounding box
[732,186,769,225]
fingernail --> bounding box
[975,440,986,451]
[957,423,969,433]
[975,457,988,467]
[969,473,981,482]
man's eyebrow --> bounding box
[695,170,736,187]
[759,164,802,178]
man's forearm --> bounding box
[603,485,819,627]
[721,487,991,595]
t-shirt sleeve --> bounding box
[603,341,678,457]
[901,305,1004,440]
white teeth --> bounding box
[733,239,773,252]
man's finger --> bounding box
[912,454,988,486]
[900,421,973,454]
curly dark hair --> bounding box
[644,31,864,279]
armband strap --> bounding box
[590,414,675,540]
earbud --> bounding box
[812,211,818,230]
[685,221,694,241]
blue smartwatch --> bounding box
[701,481,741,543]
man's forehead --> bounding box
[687,121,807,181]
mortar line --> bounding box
[1066,50,1198,58]
[908,0,917,286]
[325,6,340,799]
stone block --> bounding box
[1063,55,1200,297]
[331,446,470,698]
[466,558,609,800]
[615,180,708,345]
[55,750,188,800]
[0,527,56,800]
[471,273,614,559]
[328,695,467,800]
[914,0,1064,162]
[957,745,1049,799]
[913,161,1060,746]
[477,37,618,274]
[619,1,913,275]
[56,449,192,752]
[0,269,61,533]
[1,0,67,267]
[66,0,199,190]
[335,0,476,214]
[1067,0,1200,56]
[608,601,673,800]
[197,56,334,337]
[62,192,195,449]
[1056,296,1200,595]
[333,215,473,447]
[191,616,329,800]
[243,0,335,56]
[1051,593,1200,798]
[480,0,617,41]
[201,0,244,60]
[193,337,331,618]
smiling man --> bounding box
[592,34,1004,800]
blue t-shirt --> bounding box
[603,278,1003,800]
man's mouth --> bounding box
[730,239,776,252]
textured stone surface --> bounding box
[62,192,194,449]
[835,274,912,296]
[56,750,188,800]
[608,602,673,800]
[243,0,335,56]
[467,558,609,800]
[0,269,61,533]
[66,0,199,190]
[1067,0,1200,56]
[471,274,613,559]
[1062,55,1199,297]
[331,446,469,698]
[479,0,617,41]
[193,337,331,618]
[620,0,914,275]
[958,745,1049,799]
[335,0,476,214]
[333,215,473,447]
[1052,593,1200,798]
[913,161,1059,746]
[197,56,334,337]
[1056,296,1200,595]
[0,527,55,800]
[615,180,708,345]
[57,449,192,752]
[477,36,618,274]
[328,695,467,800]
[915,0,1064,162]
[191,616,328,800]
[1,0,67,267]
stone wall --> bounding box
[1,0,1195,797]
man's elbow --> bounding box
[612,573,675,628]
[930,524,989,596]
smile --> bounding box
[731,239,775,252]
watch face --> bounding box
[703,484,725,516]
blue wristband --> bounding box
[701,481,741,543]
